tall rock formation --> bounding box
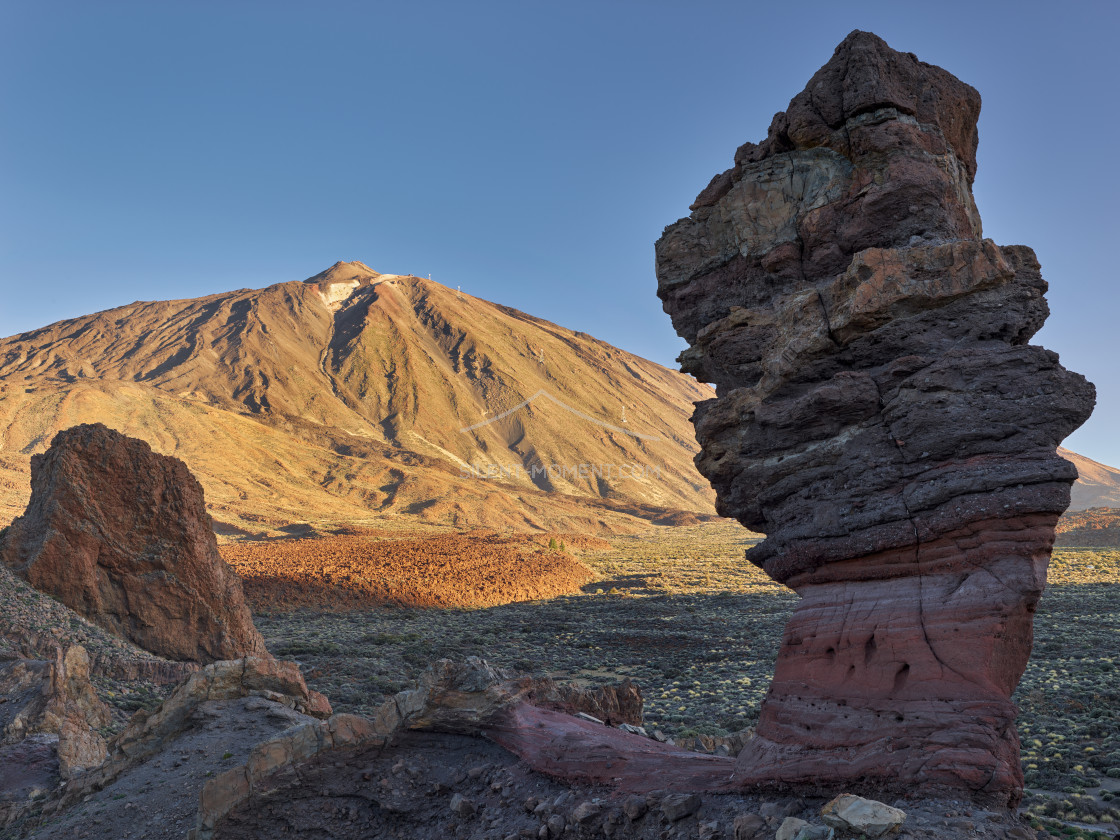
[656,31,1094,804]
[0,424,268,663]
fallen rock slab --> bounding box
[486,703,735,793]
[379,658,734,793]
[661,792,703,821]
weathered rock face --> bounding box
[0,424,268,663]
[0,645,111,786]
[655,31,1095,804]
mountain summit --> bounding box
[0,263,715,532]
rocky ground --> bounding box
[204,729,1051,840]
[21,696,319,840]
[2,523,1118,839]
[248,525,1120,836]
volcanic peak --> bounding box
[304,260,390,308]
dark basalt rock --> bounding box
[655,30,1094,805]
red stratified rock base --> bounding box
[734,514,1059,804]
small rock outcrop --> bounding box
[55,656,332,812]
[0,644,111,795]
[379,657,643,733]
[0,424,267,663]
[382,658,733,792]
[655,31,1095,804]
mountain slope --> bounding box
[0,262,716,532]
[1060,447,1120,510]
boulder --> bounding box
[655,31,1094,805]
[660,792,702,821]
[820,794,906,837]
[526,676,643,726]
[732,813,767,840]
[675,729,754,757]
[623,794,648,821]
[774,819,809,840]
[387,657,643,733]
[0,423,267,663]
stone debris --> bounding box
[622,794,648,821]
[449,791,476,817]
[732,813,767,840]
[571,800,601,824]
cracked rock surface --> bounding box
[655,30,1095,805]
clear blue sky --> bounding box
[1,1,1117,464]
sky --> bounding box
[1,1,1117,464]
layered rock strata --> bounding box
[0,424,268,663]
[655,31,1094,804]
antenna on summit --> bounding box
[457,284,462,300]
